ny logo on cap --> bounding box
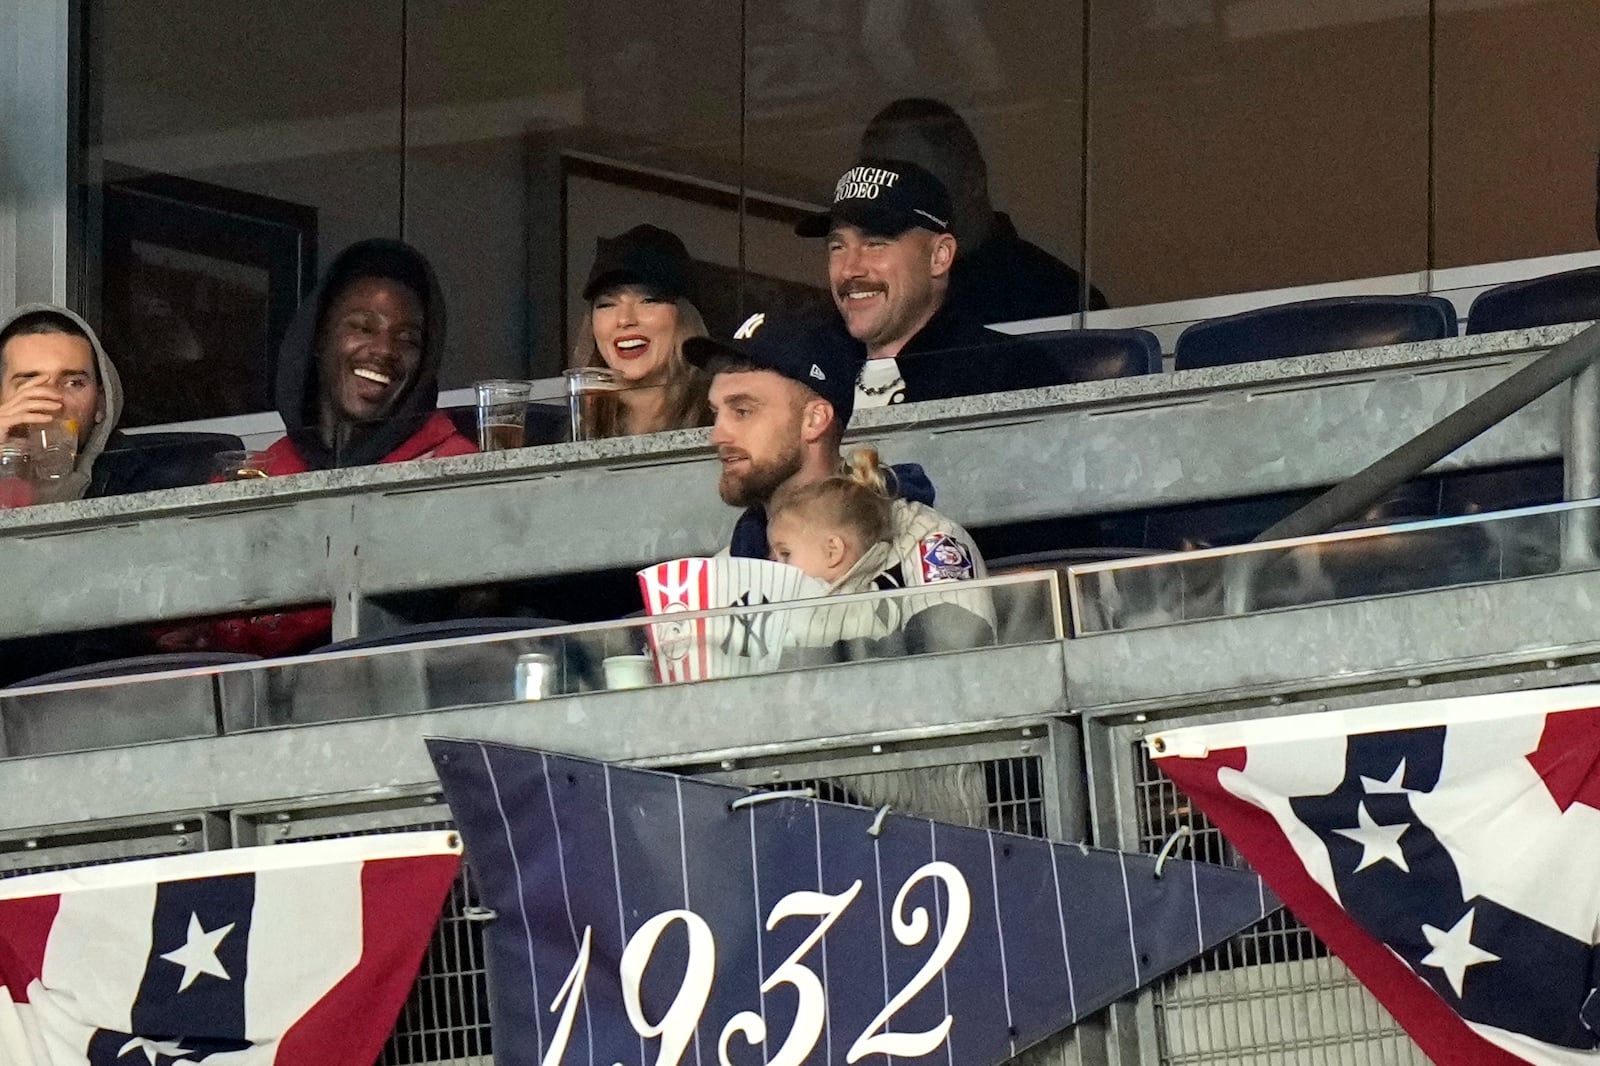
[733,312,765,340]
[809,364,826,382]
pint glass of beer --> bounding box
[563,367,622,442]
[475,379,537,451]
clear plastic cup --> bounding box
[475,380,537,451]
[211,450,270,481]
[28,418,78,481]
[0,445,34,508]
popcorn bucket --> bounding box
[637,557,829,682]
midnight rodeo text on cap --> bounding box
[833,166,902,203]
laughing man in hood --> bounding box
[159,241,473,657]
[259,239,475,473]
[0,304,124,505]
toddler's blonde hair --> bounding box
[769,447,896,548]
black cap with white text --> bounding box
[795,159,953,240]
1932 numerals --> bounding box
[540,861,972,1065]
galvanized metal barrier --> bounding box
[15,498,1600,1062]
[1069,566,1600,1064]
[0,324,1579,645]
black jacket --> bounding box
[894,299,1059,404]
[947,211,1108,324]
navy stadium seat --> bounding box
[6,651,261,686]
[1174,295,1459,371]
[92,431,246,495]
[1018,328,1162,384]
[310,617,568,653]
[1465,266,1600,334]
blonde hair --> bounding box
[571,293,712,438]
[769,447,897,548]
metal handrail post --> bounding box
[1256,322,1600,544]
[1562,355,1600,566]
[1222,553,1254,616]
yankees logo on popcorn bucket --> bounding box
[637,558,828,682]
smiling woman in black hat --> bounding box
[572,224,712,438]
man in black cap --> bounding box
[685,311,991,634]
[686,310,996,844]
[796,158,1056,408]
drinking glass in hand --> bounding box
[0,445,34,508]
[28,418,78,481]
[475,380,537,451]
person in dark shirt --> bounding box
[859,97,1107,324]
[796,158,1056,406]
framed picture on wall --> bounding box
[98,173,317,427]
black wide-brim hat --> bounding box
[583,224,696,303]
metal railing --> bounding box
[16,553,1600,1061]
[1258,320,1600,543]
[0,323,1578,648]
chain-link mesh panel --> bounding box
[379,862,492,1066]
[271,818,490,1066]
[1133,742,1427,1064]
[988,756,1048,837]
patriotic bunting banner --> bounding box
[1150,686,1600,1065]
[428,737,1278,1066]
[0,831,461,1066]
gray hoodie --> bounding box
[0,303,124,505]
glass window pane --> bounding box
[1433,0,1600,269]
[743,1,1088,326]
[405,0,743,384]
[1087,2,1430,306]
[82,0,403,425]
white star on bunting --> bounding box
[118,1035,193,1064]
[1332,801,1411,872]
[159,912,236,992]
[1420,908,1500,998]
[1360,759,1414,794]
